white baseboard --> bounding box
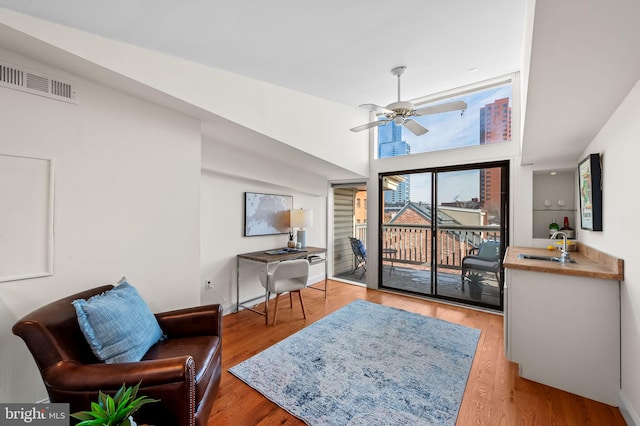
[307,273,326,287]
[620,390,639,426]
[221,302,236,315]
[222,274,325,316]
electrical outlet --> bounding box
[205,280,212,290]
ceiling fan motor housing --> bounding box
[350,66,465,136]
[385,100,415,117]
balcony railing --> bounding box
[354,224,501,271]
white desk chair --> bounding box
[259,259,309,325]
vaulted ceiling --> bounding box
[0,0,639,167]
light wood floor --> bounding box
[208,280,625,425]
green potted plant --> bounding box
[71,382,159,426]
[465,272,485,300]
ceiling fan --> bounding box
[350,66,467,136]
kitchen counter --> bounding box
[503,245,623,280]
[503,243,623,405]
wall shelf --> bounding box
[532,171,577,239]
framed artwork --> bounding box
[578,153,602,231]
[244,192,293,237]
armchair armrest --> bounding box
[46,356,195,391]
[155,304,222,338]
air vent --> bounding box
[0,60,77,104]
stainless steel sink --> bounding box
[518,253,576,263]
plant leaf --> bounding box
[130,381,141,400]
[89,402,106,416]
[70,411,97,421]
[98,390,109,409]
[74,420,105,426]
[107,395,116,415]
[72,381,158,425]
[113,383,127,406]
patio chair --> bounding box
[461,240,502,292]
[348,237,367,278]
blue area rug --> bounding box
[229,299,480,425]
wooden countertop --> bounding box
[503,245,624,281]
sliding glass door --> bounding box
[331,183,368,284]
[379,161,508,310]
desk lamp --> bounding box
[290,209,313,248]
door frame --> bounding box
[378,160,509,310]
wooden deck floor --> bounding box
[335,265,501,308]
[209,280,625,425]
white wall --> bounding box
[200,146,327,312]
[0,51,202,403]
[578,76,640,423]
[0,7,370,179]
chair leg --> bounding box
[289,292,293,308]
[296,290,307,319]
[272,293,281,326]
[461,269,466,292]
[359,262,367,278]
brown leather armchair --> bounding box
[12,285,222,426]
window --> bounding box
[378,81,512,158]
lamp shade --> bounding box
[290,209,313,228]
[290,209,313,248]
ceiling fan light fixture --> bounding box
[350,66,467,137]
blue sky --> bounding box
[404,83,512,154]
[408,169,481,204]
[386,84,511,203]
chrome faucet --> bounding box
[551,231,571,263]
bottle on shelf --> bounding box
[560,216,575,239]
[549,219,560,238]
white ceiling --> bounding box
[0,0,526,107]
[0,0,639,168]
[523,0,640,167]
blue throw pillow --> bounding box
[72,281,164,364]
[357,240,367,257]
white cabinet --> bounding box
[505,268,620,405]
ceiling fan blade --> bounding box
[350,120,388,132]
[359,103,394,115]
[414,100,468,116]
[402,119,429,136]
